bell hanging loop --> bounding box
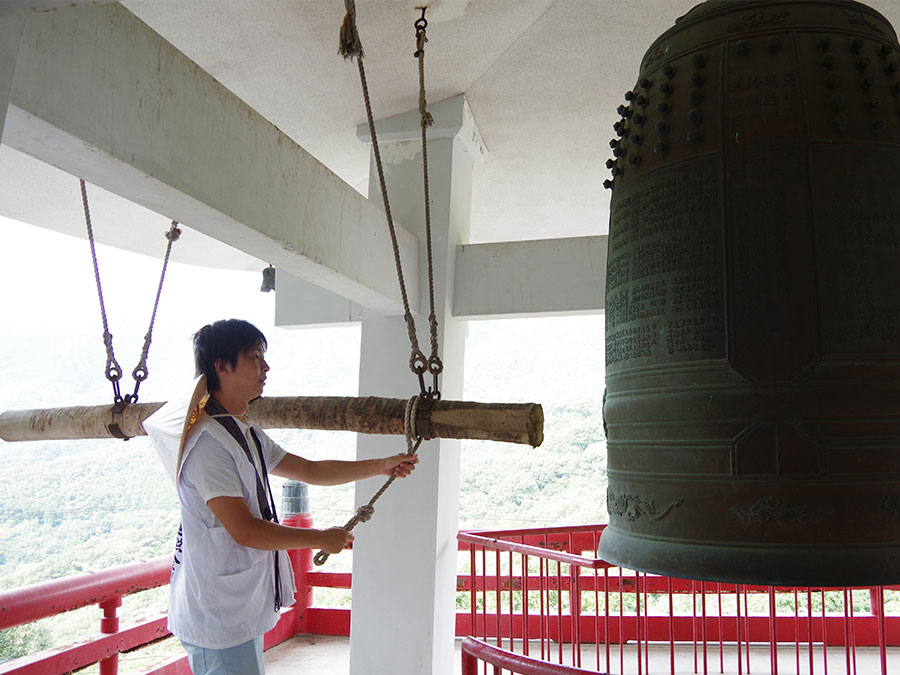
[430,374,441,401]
[105,360,122,383]
[129,363,147,403]
[110,378,123,406]
[427,355,442,400]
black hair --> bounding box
[193,319,267,392]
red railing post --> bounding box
[570,558,581,668]
[875,586,887,675]
[469,545,478,642]
[98,595,122,675]
[282,481,313,637]
[769,586,778,675]
[461,645,477,675]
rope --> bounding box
[415,10,443,384]
[312,3,441,566]
[338,1,439,385]
[313,395,424,566]
[81,179,124,402]
[131,221,181,401]
[80,179,181,406]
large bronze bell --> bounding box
[600,0,900,586]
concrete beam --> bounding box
[453,235,608,319]
[4,3,418,315]
[0,15,24,142]
[279,233,609,324]
[357,94,487,166]
[0,1,116,18]
[274,271,363,328]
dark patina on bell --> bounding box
[600,0,900,586]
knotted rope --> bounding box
[414,8,442,384]
[338,0,441,388]
[313,1,440,566]
[313,395,424,566]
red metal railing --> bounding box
[457,524,900,675]
[0,513,314,675]
[4,522,900,675]
[0,555,174,675]
[461,637,600,674]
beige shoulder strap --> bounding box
[176,374,209,474]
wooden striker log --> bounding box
[0,396,544,447]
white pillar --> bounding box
[0,15,24,143]
[349,95,485,675]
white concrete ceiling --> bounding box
[118,0,698,247]
[3,0,900,269]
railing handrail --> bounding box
[458,526,900,594]
[459,525,608,569]
[461,637,602,674]
[461,524,609,539]
[6,524,900,675]
[0,554,172,629]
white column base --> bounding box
[349,315,460,675]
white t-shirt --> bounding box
[167,415,296,649]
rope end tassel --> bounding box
[339,11,364,60]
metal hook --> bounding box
[414,6,428,56]
[415,6,428,32]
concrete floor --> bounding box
[264,635,463,674]
[264,636,900,674]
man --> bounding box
[146,318,417,675]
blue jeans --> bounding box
[181,636,265,675]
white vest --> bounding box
[146,393,296,649]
